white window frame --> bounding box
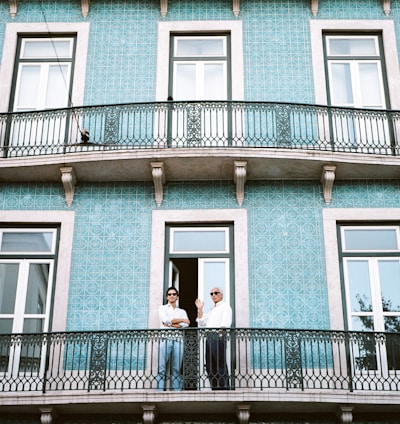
[156,21,243,102]
[310,20,400,109]
[0,211,75,332]
[0,22,90,113]
[149,209,248,329]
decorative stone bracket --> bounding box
[142,404,157,424]
[9,0,90,18]
[60,166,77,207]
[234,160,247,206]
[321,164,336,205]
[310,0,390,15]
[161,0,240,17]
[39,407,57,424]
[337,406,353,424]
[151,162,165,206]
[8,0,392,18]
[237,404,251,424]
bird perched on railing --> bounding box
[80,129,90,143]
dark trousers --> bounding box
[205,334,230,390]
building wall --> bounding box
[1,180,400,331]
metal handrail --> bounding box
[0,328,399,393]
[1,101,399,157]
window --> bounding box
[0,23,89,154]
[339,225,400,372]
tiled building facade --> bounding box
[1,1,400,423]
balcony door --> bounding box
[168,35,231,146]
[324,35,391,152]
[0,229,57,382]
[165,226,234,389]
[8,37,75,155]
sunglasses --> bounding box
[210,291,221,296]
[167,293,178,296]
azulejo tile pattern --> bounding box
[1,1,400,332]
[2,179,400,332]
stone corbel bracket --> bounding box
[9,0,17,18]
[337,406,353,424]
[234,161,247,206]
[311,0,390,15]
[142,404,157,424]
[233,0,240,16]
[151,162,166,206]
[321,165,336,205]
[160,0,168,17]
[39,407,57,424]
[81,0,90,18]
[311,0,318,15]
[383,0,391,15]
[237,404,251,424]
[60,166,77,207]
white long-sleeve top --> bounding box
[158,303,189,329]
[196,300,232,328]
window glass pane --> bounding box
[347,260,372,312]
[25,264,49,314]
[175,64,196,100]
[328,38,377,56]
[23,318,44,334]
[344,229,398,251]
[359,63,382,106]
[173,230,226,252]
[0,263,19,314]
[384,316,400,333]
[379,260,400,312]
[22,40,72,58]
[203,261,227,312]
[45,65,69,108]
[176,38,225,56]
[204,63,225,99]
[1,232,54,253]
[330,63,353,104]
[352,315,374,331]
[16,65,41,109]
[0,319,14,334]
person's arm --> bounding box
[158,305,172,327]
[195,298,207,326]
[220,304,232,328]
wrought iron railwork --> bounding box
[0,328,399,393]
[0,102,399,157]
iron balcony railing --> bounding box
[1,101,400,157]
[0,328,399,393]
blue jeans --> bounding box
[157,339,184,391]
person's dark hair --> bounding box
[166,286,179,296]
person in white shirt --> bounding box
[157,287,190,391]
[195,287,232,390]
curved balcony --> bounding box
[0,328,399,417]
[1,101,400,184]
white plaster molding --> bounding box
[338,406,353,424]
[151,162,166,206]
[60,166,77,207]
[142,405,156,424]
[81,0,90,18]
[9,0,17,18]
[237,404,251,424]
[160,0,168,17]
[233,0,240,16]
[234,160,247,206]
[383,0,391,15]
[321,165,336,205]
[39,407,57,424]
[311,0,318,15]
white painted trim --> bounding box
[0,210,75,331]
[149,209,249,328]
[323,208,400,330]
[0,22,90,112]
[156,21,244,101]
[310,20,400,108]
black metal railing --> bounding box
[0,328,399,393]
[1,101,400,157]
